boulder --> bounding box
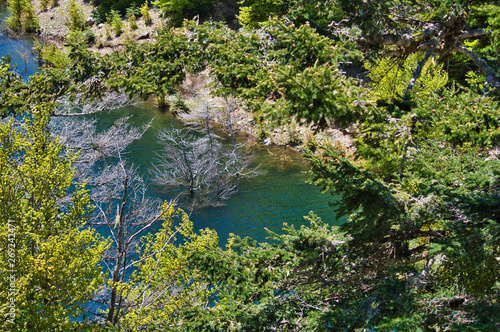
[137,31,150,40]
[85,17,94,27]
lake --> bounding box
[0,17,343,245]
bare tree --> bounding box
[54,91,136,116]
[51,115,151,175]
[87,160,175,324]
[205,106,238,201]
[50,115,181,325]
[153,127,211,196]
[153,118,259,206]
[17,46,29,71]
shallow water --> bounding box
[0,7,39,80]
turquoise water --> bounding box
[91,105,344,244]
[0,16,342,244]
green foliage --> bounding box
[366,53,448,102]
[0,105,109,331]
[95,0,145,23]
[260,62,366,130]
[469,4,500,72]
[103,22,112,40]
[171,92,189,113]
[189,20,363,130]
[128,13,138,30]
[125,3,140,18]
[0,60,26,116]
[237,0,343,36]
[126,3,139,30]
[67,0,86,31]
[40,0,48,11]
[108,27,200,108]
[120,203,219,329]
[108,9,124,36]
[180,213,349,331]
[190,21,264,97]
[5,0,39,33]
[430,87,500,148]
[356,57,498,179]
[154,0,214,26]
[38,42,71,69]
[237,0,291,28]
[140,2,152,26]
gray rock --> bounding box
[137,31,150,40]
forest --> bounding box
[0,0,500,331]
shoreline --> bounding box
[4,0,355,155]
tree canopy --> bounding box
[0,0,500,329]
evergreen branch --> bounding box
[403,33,444,100]
[451,45,500,89]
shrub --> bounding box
[140,2,152,26]
[103,22,112,40]
[154,0,214,26]
[95,0,145,23]
[5,0,39,33]
[67,0,86,31]
[126,3,140,18]
[108,9,124,36]
[128,14,138,30]
[41,0,49,11]
[38,43,71,69]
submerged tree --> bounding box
[153,122,257,205]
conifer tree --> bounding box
[5,0,39,33]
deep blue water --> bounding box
[0,7,39,80]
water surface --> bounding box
[0,7,39,80]
[92,105,344,244]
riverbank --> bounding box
[16,0,355,154]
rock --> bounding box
[137,31,150,40]
[85,17,94,27]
